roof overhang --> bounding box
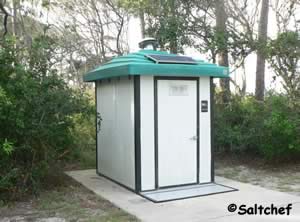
[83,50,230,82]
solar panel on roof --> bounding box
[145,54,197,64]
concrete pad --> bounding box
[66,170,300,222]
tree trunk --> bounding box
[215,0,230,104]
[255,0,269,101]
[139,10,146,38]
[169,0,178,53]
[0,1,9,36]
[12,0,19,37]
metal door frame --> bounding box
[154,76,200,189]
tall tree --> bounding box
[267,31,300,105]
[255,0,269,101]
[268,0,299,106]
[184,0,259,96]
[0,0,10,36]
[139,10,146,38]
[215,0,230,103]
[51,0,129,88]
[120,0,188,53]
[168,0,178,53]
[12,0,19,37]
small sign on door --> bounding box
[169,84,189,96]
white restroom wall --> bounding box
[199,77,212,183]
[139,75,212,190]
[96,77,136,189]
[140,75,155,191]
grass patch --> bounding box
[1,173,139,222]
[35,177,138,221]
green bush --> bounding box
[214,92,300,160]
[69,113,96,169]
[0,36,93,200]
[260,94,300,159]
[214,94,264,153]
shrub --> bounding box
[69,112,96,169]
[260,94,300,159]
[0,36,93,200]
[214,92,300,160]
[214,94,264,153]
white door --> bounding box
[156,79,198,188]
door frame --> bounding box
[154,76,200,189]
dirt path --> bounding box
[215,155,300,196]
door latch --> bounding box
[189,135,198,141]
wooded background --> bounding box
[0,0,299,201]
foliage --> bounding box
[0,36,93,201]
[214,92,300,160]
[119,0,190,53]
[214,94,264,153]
[260,94,300,158]
[69,113,96,169]
[51,0,130,86]
[267,31,300,104]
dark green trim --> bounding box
[95,81,99,175]
[154,77,158,189]
[210,77,215,182]
[134,76,142,192]
[196,78,200,184]
[154,76,200,189]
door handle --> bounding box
[189,135,198,141]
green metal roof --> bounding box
[83,50,229,82]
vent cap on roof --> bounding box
[138,38,159,50]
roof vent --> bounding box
[138,37,159,50]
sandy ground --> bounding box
[215,155,300,196]
[1,155,299,222]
